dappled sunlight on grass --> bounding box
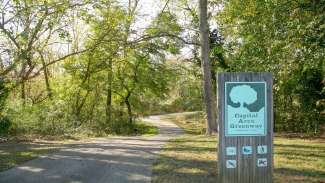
[152,134,218,183]
[153,112,325,183]
[274,138,325,183]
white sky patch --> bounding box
[136,0,164,29]
[119,0,164,30]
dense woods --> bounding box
[217,0,325,134]
[0,0,324,137]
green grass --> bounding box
[133,121,159,136]
[159,112,206,135]
[152,112,325,183]
[274,138,325,182]
[152,134,217,183]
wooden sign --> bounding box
[218,72,273,183]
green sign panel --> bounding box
[225,82,267,136]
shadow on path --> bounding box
[0,116,183,183]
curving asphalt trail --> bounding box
[0,115,183,183]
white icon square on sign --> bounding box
[226,160,237,169]
[242,146,252,155]
[257,145,267,154]
[226,147,236,156]
[257,158,267,167]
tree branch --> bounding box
[27,48,90,80]
[0,23,20,49]
[131,32,200,46]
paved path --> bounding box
[0,116,183,183]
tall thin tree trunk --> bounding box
[41,56,52,99]
[74,90,89,127]
[89,85,100,122]
[106,59,113,124]
[37,51,52,99]
[199,0,217,135]
[21,80,26,106]
[125,93,132,124]
[215,73,219,130]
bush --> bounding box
[0,117,11,135]
[5,99,70,135]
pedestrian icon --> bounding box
[257,145,267,154]
[242,146,252,155]
[257,158,267,167]
[226,160,237,168]
[226,147,236,156]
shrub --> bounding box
[0,117,11,135]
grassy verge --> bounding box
[158,112,206,135]
[152,112,325,183]
[0,120,158,172]
[0,140,64,171]
[133,121,159,136]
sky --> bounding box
[120,0,164,29]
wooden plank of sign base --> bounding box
[217,72,273,183]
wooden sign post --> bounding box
[218,72,273,183]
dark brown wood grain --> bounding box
[218,72,273,183]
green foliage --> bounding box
[0,1,185,137]
[146,62,204,114]
[0,78,8,115]
[107,120,158,136]
[217,0,325,134]
[0,78,10,135]
[1,0,323,138]
[0,117,11,135]
[5,99,69,135]
[167,79,203,112]
[146,11,183,54]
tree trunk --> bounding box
[125,93,132,124]
[21,80,26,106]
[199,0,218,135]
[41,56,52,99]
[74,90,89,127]
[215,73,219,131]
[106,59,113,124]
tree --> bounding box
[0,0,91,105]
[217,0,325,134]
[199,0,217,134]
[60,1,183,132]
[168,0,223,134]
